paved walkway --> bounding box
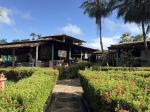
[47,78,86,112]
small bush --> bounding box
[77,62,93,70]
[0,67,58,112]
[0,67,34,81]
[58,62,92,79]
[59,64,79,79]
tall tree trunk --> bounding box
[96,0,104,52]
[99,17,104,53]
[142,21,148,53]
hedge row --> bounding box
[0,67,34,81]
[80,70,150,112]
[0,68,58,112]
[58,62,92,79]
[91,66,150,71]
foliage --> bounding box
[81,0,111,52]
[30,32,41,40]
[113,0,150,49]
[120,33,131,43]
[0,67,34,81]
[58,64,79,79]
[77,62,93,70]
[58,62,93,79]
[119,33,150,43]
[12,39,21,42]
[0,67,58,112]
[91,66,150,71]
[132,34,143,42]
[0,38,7,44]
[80,69,150,112]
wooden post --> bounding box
[29,48,33,66]
[12,49,16,67]
[116,50,119,66]
[81,49,83,62]
[51,43,54,66]
[35,45,39,66]
[69,48,72,60]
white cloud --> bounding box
[10,8,34,21]
[103,18,141,34]
[87,36,120,50]
[22,13,33,21]
[0,7,14,25]
[60,24,83,35]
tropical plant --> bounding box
[81,0,111,52]
[120,33,131,43]
[30,32,37,40]
[113,0,150,51]
[30,33,41,40]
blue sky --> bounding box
[0,0,142,49]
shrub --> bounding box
[0,67,58,112]
[77,62,93,70]
[0,67,34,81]
[58,62,92,79]
[58,64,79,79]
[80,69,150,112]
[91,66,150,71]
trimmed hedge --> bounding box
[0,67,58,112]
[91,66,150,71]
[58,62,92,79]
[0,67,34,81]
[58,64,79,79]
[80,69,150,112]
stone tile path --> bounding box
[47,78,86,112]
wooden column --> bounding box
[51,43,54,66]
[69,48,72,59]
[116,50,119,66]
[35,45,39,66]
[80,49,83,62]
[12,49,16,67]
[30,48,33,62]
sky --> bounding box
[0,0,143,50]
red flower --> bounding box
[145,87,150,92]
[118,109,129,112]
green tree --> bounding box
[30,33,41,40]
[0,38,7,44]
[81,0,111,52]
[114,0,150,51]
[30,33,37,40]
[120,33,131,43]
[12,39,21,42]
[132,34,143,41]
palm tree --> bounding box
[113,0,150,51]
[30,33,41,40]
[81,0,110,52]
[30,33,37,40]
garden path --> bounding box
[46,78,87,112]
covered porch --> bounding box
[0,40,94,67]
